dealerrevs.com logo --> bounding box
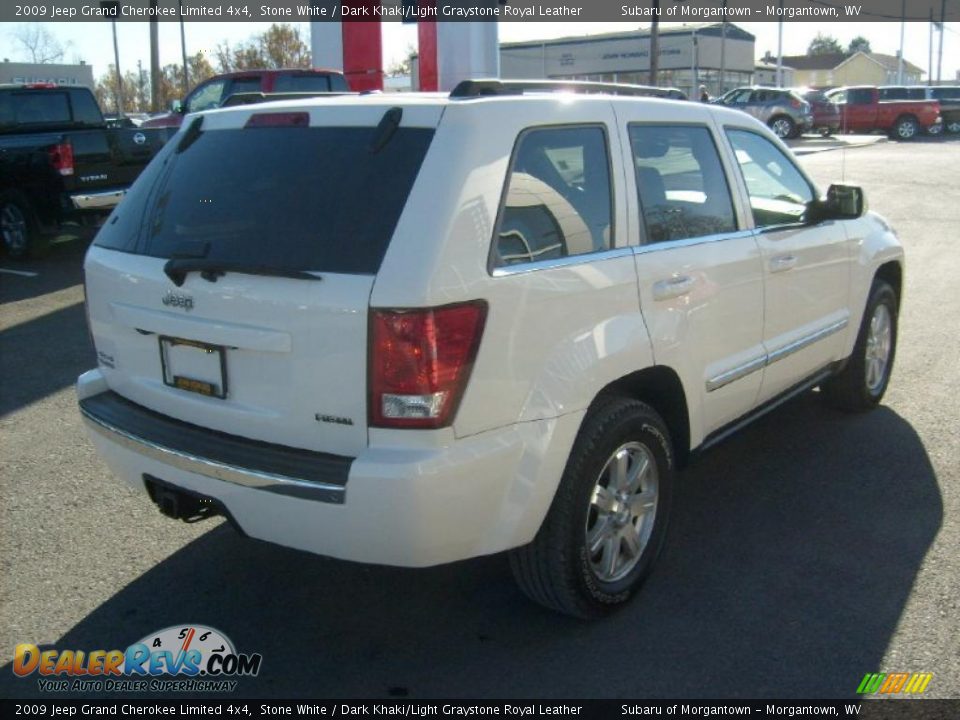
[13,624,262,693]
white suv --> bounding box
[78,81,903,618]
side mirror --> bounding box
[808,183,866,223]
[170,99,184,114]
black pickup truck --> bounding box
[1,84,172,259]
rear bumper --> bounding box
[77,369,582,567]
[70,188,126,211]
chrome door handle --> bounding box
[769,254,798,273]
[652,275,696,301]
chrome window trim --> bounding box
[633,228,755,256]
[491,246,635,276]
[706,317,849,393]
[80,406,347,505]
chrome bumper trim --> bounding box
[70,189,126,210]
[80,403,347,505]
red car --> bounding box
[795,88,842,136]
[141,69,350,129]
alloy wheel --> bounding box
[585,441,659,583]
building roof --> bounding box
[500,22,755,51]
[780,51,924,75]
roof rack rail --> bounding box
[449,79,686,100]
[221,91,357,108]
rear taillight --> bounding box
[790,97,802,109]
[369,301,487,429]
[48,141,74,176]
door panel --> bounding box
[615,110,765,445]
[724,128,850,403]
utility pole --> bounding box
[691,28,696,96]
[149,2,160,112]
[111,20,123,116]
[776,0,783,88]
[179,0,189,96]
[719,3,727,96]
[929,9,934,86]
[650,0,660,86]
[896,0,905,85]
[138,59,145,111]
[938,0,946,83]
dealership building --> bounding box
[500,23,755,98]
[0,60,95,88]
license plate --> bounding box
[159,337,227,399]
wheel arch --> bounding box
[592,365,692,469]
[875,260,903,308]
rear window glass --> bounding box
[0,91,71,126]
[94,123,434,275]
[274,74,335,92]
[70,89,103,125]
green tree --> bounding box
[847,36,872,55]
[808,33,844,56]
[95,65,141,115]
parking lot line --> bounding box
[0,268,39,277]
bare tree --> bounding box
[11,24,71,64]
[215,24,311,73]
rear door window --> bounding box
[94,121,435,275]
[492,126,613,268]
[630,125,737,243]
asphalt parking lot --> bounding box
[1,137,958,700]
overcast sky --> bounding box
[3,20,958,83]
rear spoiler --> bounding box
[221,91,358,108]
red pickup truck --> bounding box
[825,86,940,140]
[141,68,349,129]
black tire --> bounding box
[769,115,795,140]
[509,396,675,619]
[821,280,898,412]
[0,191,46,260]
[890,115,919,141]
[819,127,833,138]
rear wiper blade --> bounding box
[163,258,323,287]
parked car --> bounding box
[140,69,350,129]
[714,86,813,138]
[0,84,172,259]
[930,86,960,134]
[793,87,842,136]
[824,86,941,140]
[78,80,903,618]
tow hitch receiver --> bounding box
[144,475,220,523]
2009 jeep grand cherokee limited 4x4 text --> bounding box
[78,80,903,618]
